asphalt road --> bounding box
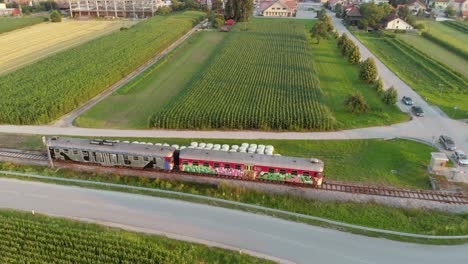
[1,178,466,264]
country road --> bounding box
[1,178,467,264]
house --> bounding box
[260,0,297,17]
[430,0,468,17]
[0,3,22,16]
[344,5,362,25]
[430,0,451,9]
[327,0,344,9]
[454,0,468,17]
[383,13,414,30]
[397,0,427,15]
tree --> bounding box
[156,6,172,15]
[337,33,350,49]
[311,21,327,44]
[345,92,370,114]
[317,8,326,20]
[381,86,398,105]
[445,5,456,17]
[212,0,223,11]
[359,2,392,28]
[398,6,410,20]
[321,14,334,32]
[50,10,61,23]
[375,77,384,94]
[348,45,360,64]
[359,58,378,83]
[225,0,254,22]
[334,3,343,17]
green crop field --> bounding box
[0,209,270,263]
[149,19,336,130]
[76,31,227,128]
[75,20,407,128]
[0,11,205,125]
[0,16,46,34]
[355,32,468,119]
[422,20,468,54]
[398,32,468,77]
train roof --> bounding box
[179,148,324,172]
[46,137,175,157]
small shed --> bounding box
[429,152,449,173]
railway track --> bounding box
[0,149,467,205]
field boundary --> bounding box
[52,19,207,128]
[2,170,467,240]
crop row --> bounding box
[441,20,468,34]
[421,31,468,61]
[0,211,268,263]
[149,20,336,130]
[0,11,205,124]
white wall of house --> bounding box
[385,18,414,30]
[263,2,292,17]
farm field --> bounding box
[75,31,227,128]
[0,19,136,75]
[397,32,468,77]
[0,133,435,189]
[80,18,406,130]
[354,32,468,119]
[0,16,46,34]
[0,209,270,263]
[149,18,336,130]
[422,20,468,54]
[0,11,205,125]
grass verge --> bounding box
[1,162,467,244]
[0,209,271,263]
[0,16,46,34]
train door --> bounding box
[244,164,256,180]
[110,153,118,165]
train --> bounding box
[44,137,325,186]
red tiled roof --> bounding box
[405,0,427,8]
[260,0,297,12]
[431,0,450,2]
[346,6,361,17]
[454,0,465,3]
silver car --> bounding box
[439,135,456,151]
[452,150,468,166]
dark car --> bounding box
[402,96,413,105]
[411,106,424,117]
[439,135,456,151]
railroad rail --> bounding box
[0,149,467,205]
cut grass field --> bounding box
[397,32,468,77]
[1,164,467,240]
[0,209,270,263]
[75,31,226,128]
[0,16,46,34]
[422,20,468,54]
[0,19,136,76]
[354,32,468,119]
[77,19,407,130]
[0,133,436,189]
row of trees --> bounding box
[310,10,334,44]
[337,33,360,64]
[225,0,254,22]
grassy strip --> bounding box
[421,32,468,61]
[0,133,437,189]
[1,162,466,241]
[307,22,407,129]
[442,21,468,34]
[354,32,468,119]
[0,209,271,263]
[0,16,46,34]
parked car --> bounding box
[439,135,456,151]
[452,150,468,166]
[411,106,424,117]
[401,96,413,105]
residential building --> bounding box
[397,0,427,15]
[0,3,22,15]
[383,13,414,30]
[260,0,297,17]
[430,0,468,17]
[344,5,362,25]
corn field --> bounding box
[0,210,270,263]
[149,19,336,130]
[0,11,205,125]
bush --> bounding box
[394,29,406,33]
[50,10,61,23]
[381,86,398,105]
[345,92,370,114]
[156,6,172,15]
[375,77,384,94]
[348,45,360,64]
[414,23,425,30]
[359,58,378,83]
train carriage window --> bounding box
[303,172,310,177]
[133,156,139,161]
[182,160,188,165]
[214,163,220,168]
[291,171,298,176]
[279,169,286,174]
[64,149,69,153]
[73,150,78,155]
[235,164,241,170]
[268,168,275,173]
[144,157,149,161]
[123,155,129,160]
[193,161,199,166]
[203,162,209,167]
[224,164,231,169]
